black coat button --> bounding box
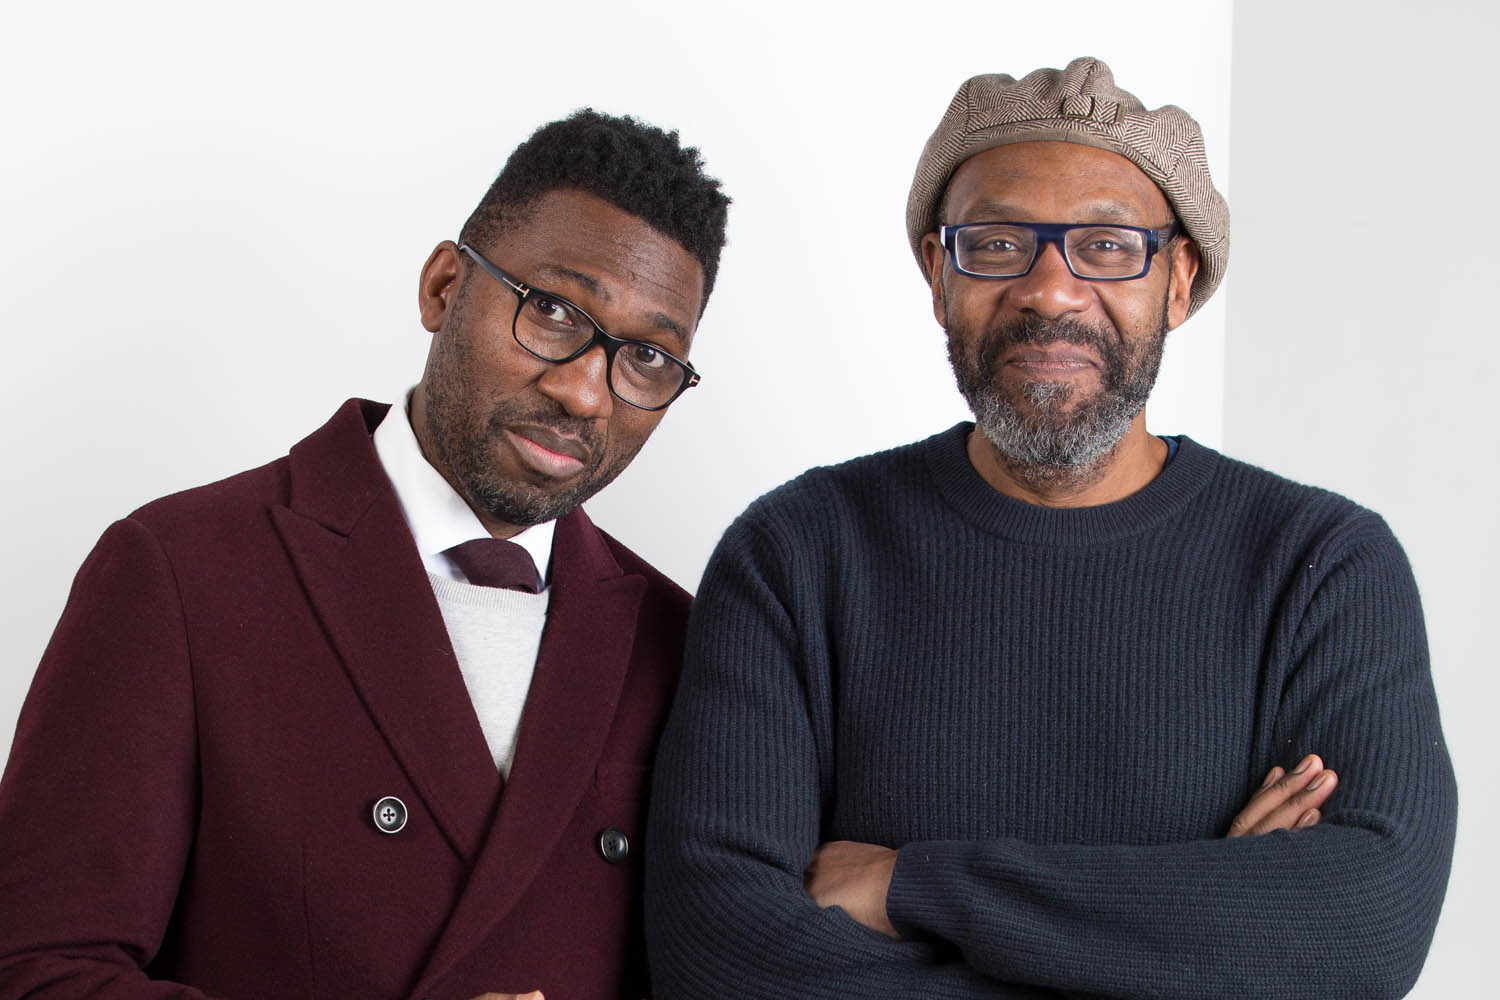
[598,826,629,863]
[372,796,408,834]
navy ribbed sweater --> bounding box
[645,424,1455,999]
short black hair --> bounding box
[459,109,731,308]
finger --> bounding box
[1235,766,1338,836]
[1300,768,1337,812]
[1239,766,1293,828]
[1229,756,1322,834]
[1259,767,1337,832]
[1288,752,1322,781]
[1227,756,1328,836]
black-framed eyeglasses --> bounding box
[939,220,1178,281]
[458,243,701,411]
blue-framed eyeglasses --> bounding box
[458,243,701,412]
[939,220,1179,281]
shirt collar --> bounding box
[372,393,555,584]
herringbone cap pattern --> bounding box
[906,57,1229,317]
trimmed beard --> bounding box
[947,309,1167,480]
[425,390,634,527]
[420,280,641,527]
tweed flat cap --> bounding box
[906,57,1229,317]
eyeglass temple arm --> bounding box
[457,243,529,297]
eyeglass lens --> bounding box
[953,224,1150,279]
[515,294,687,409]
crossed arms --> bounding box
[644,496,1457,1000]
[804,755,1338,939]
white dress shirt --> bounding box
[370,393,556,778]
[371,394,554,584]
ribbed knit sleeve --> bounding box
[644,427,1455,999]
[645,506,1035,998]
[883,513,1455,998]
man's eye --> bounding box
[1072,229,1140,256]
[623,343,667,370]
[531,296,579,328]
[982,239,1019,253]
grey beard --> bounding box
[968,376,1140,481]
[949,313,1166,483]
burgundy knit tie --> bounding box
[444,539,542,593]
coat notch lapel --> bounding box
[273,401,499,863]
[414,509,647,990]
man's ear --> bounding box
[920,232,948,327]
[1165,236,1201,331]
[418,240,464,334]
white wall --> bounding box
[1225,2,1496,995]
[12,1,1479,994]
[0,0,1232,748]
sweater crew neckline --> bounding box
[922,422,1215,546]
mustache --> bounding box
[485,400,603,455]
[975,316,1116,365]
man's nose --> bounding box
[535,343,614,420]
[1006,241,1092,319]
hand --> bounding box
[466,992,543,999]
[1226,754,1338,837]
[803,840,900,938]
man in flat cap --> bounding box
[645,58,1455,998]
[0,110,727,1000]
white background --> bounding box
[0,1,1488,995]
[1225,3,1496,994]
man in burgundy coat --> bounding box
[0,110,729,1000]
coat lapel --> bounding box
[271,400,500,864]
[414,507,647,990]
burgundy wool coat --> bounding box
[0,399,690,1000]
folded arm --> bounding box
[645,519,1048,999]
[873,521,1455,999]
[804,754,1340,940]
[646,510,1454,1000]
